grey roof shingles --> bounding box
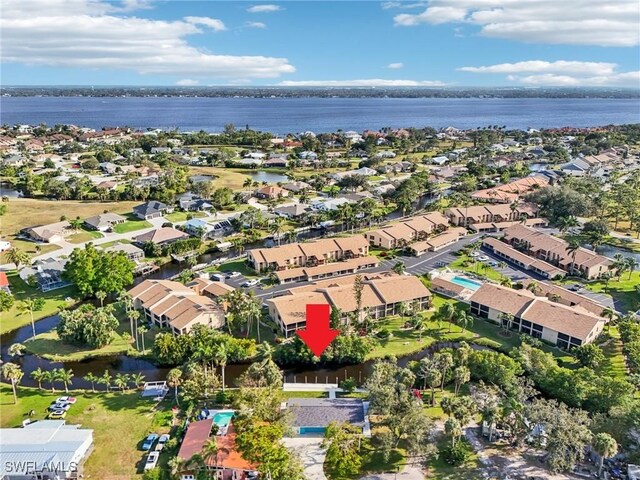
[287,398,365,428]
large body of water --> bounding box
[2,97,639,133]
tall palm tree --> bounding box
[31,367,46,390]
[499,312,515,334]
[438,303,457,333]
[602,307,617,333]
[58,368,73,393]
[269,217,286,246]
[455,309,473,333]
[2,363,23,404]
[138,324,148,352]
[612,253,628,280]
[213,344,228,392]
[392,261,406,275]
[83,372,99,393]
[18,297,45,339]
[625,257,638,280]
[167,368,182,406]
[114,373,129,392]
[411,313,425,341]
[565,240,581,276]
[245,293,262,342]
[101,370,113,392]
[4,247,31,268]
[592,433,618,477]
[131,372,145,390]
[95,290,107,307]
[201,439,219,470]
[127,309,140,348]
[45,370,57,392]
[256,342,274,361]
[526,281,542,295]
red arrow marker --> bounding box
[297,304,340,356]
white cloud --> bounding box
[176,79,199,86]
[1,0,295,79]
[278,79,447,87]
[459,60,640,86]
[184,16,227,32]
[382,2,427,9]
[245,21,266,29]
[247,4,281,13]
[393,0,640,47]
[387,62,404,69]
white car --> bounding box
[470,251,480,258]
[144,451,160,471]
[225,271,241,279]
[241,279,260,288]
[477,255,489,262]
[56,396,77,404]
[155,434,170,451]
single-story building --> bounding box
[23,221,71,243]
[286,398,367,435]
[133,227,189,246]
[133,201,173,220]
[19,258,71,292]
[103,243,145,261]
[255,185,289,200]
[409,227,467,255]
[482,237,566,279]
[274,204,311,219]
[83,213,126,232]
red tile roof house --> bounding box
[176,419,257,480]
[255,185,289,200]
[0,272,10,293]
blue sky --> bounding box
[2,0,639,87]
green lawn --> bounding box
[66,228,103,244]
[206,258,259,278]
[164,210,207,222]
[0,271,78,334]
[598,326,627,379]
[112,214,152,234]
[97,239,132,248]
[0,385,174,479]
[24,318,158,361]
[448,254,504,283]
[425,439,482,479]
[7,238,61,256]
[557,271,640,313]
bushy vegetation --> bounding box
[56,304,119,348]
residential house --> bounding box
[274,255,379,284]
[98,162,119,174]
[248,235,370,273]
[18,258,70,291]
[519,280,606,317]
[0,272,10,293]
[274,204,311,219]
[128,279,225,335]
[177,419,256,480]
[83,213,126,232]
[133,201,173,220]
[469,283,605,349]
[23,221,71,243]
[133,227,189,246]
[177,193,214,212]
[471,175,549,203]
[103,243,145,262]
[282,181,311,193]
[184,218,232,239]
[482,237,566,279]
[364,212,450,250]
[189,277,235,301]
[331,167,376,181]
[502,224,613,279]
[430,156,449,165]
[255,185,289,200]
[311,197,352,212]
[267,272,431,337]
[0,420,93,480]
[95,180,118,191]
[408,227,467,255]
[286,398,368,435]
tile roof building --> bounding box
[128,279,225,335]
[247,235,370,273]
[445,203,539,229]
[273,255,379,284]
[133,227,189,246]
[470,175,549,203]
[83,213,126,231]
[23,220,71,243]
[267,272,431,337]
[502,224,613,280]
[364,212,451,250]
[469,283,606,349]
[482,237,566,279]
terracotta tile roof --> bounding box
[469,283,536,316]
[423,228,466,249]
[178,419,213,460]
[368,275,431,304]
[0,272,8,288]
[274,256,379,281]
[520,280,606,317]
[211,424,256,471]
[269,291,329,326]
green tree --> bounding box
[2,363,23,404]
[18,297,45,339]
[392,261,406,275]
[63,243,134,296]
[322,422,362,477]
[4,247,31,268]
[0,290,14,312]
[8,343,25,357]
[57,305,119,348]
[592,432,618,477]
[167,368,183,406]
[31,367,46,390]
[83,372,99,393]
[574,343,605,369]
[213,343,228,392]
[58,368,73,393]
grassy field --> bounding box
[598,326,627,379]
[4,239,61,256]
[448,254,504,283]
[206,258,259,278]
[0,385,173,480]
[0,198,139,237]
[67,228,104,244]
[558,271,640,313]
[164,211,207,222]
[188,166,253,190]
[0,271,77,334]
[112,213,152,234]
[24,318,158,361]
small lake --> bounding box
[595,244,640,262]
[246,170,290,184]
[0,182,22,198]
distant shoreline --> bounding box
[2,86,640,99]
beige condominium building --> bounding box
[247,235,370,273]
[129,279,225,335]
[364,212,450,250]
[469,283,606,349]
[267,271,432,337]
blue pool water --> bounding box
[212,412,234,427]
[299,426,326,435]
[450,276,482,290]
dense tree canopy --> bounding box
[63,243,134,296]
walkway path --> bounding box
[360,465,424,480]
[282,437,327,480]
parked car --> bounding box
[470,251,480,258]
[144,451,160,471]
[142,433,159,451]
[488,261,498,267]
[56,396,77,404]
[210,273,226,282]
[155,434,170,451]
[48,402,72,412]
[241,279,259,288]
[48,410,67,419]
[568,284,582,292]
[225,271,241,279]
[477,255,489,262]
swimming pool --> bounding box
[450,276,482,290]
[299,426,326,435]
[212,411,234,427]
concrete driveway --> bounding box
[360,465,424,480]
[282,436,327,480]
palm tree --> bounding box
[455,309,473,333]
[131,372,145,390]
[438,302,457,333]
[31,367,46,390]
[269,217,286,245]
[592,432,618,477]
[45,370,57,392]
[213,344,228,392]
[411,313,425,341]
[2,363,23,404]
[434,351,453,391]
[70,216,83,233]
[4,247,31,268]
[138,324,148,352]
[8,343,26,357]
[114,373,129,392]
[602,307,617,333]
[118,290,133,312]
[243,177,253,193]
[167,368,182,406]
[18,297,45,339]
[612,253,628,280]
[127,309,141,349]
[201,439,219,469]
[499,277,512,288]
[453,366,470,396]
[101,370,113,391]
[95,290,107,307]
[565,240,581,276]
[83,372,99,393]
[625,258,638,280]
[499,312,514,334]
[526,281,542,295]
[58,368,73,393]
[392,261,406,275]
[245,294,262,342]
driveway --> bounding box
[360,466,424,480]
[282,436,327,480]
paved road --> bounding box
[282,437,327,480]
